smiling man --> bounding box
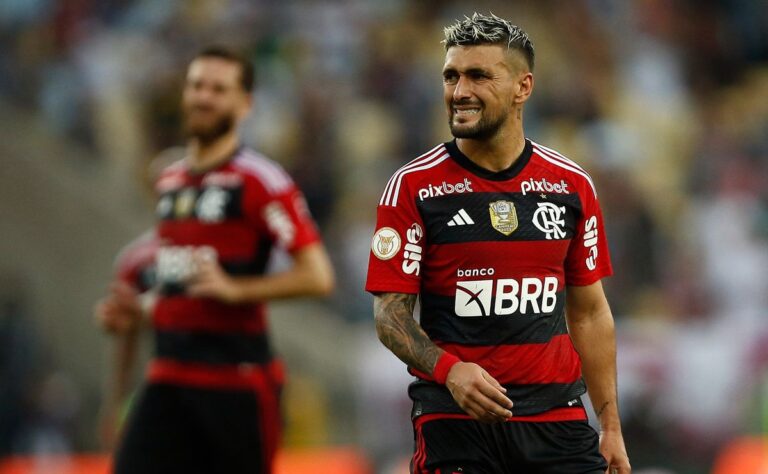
[366,13,630,474]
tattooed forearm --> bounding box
[374,293,443,375]
[595,401,610,418]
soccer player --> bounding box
[96,46,335,474]
[366,13,630,474]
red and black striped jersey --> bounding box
[148,146,319,389]
[365,139,612,421]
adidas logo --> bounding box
[447,209,475,227]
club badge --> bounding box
[489,200,518,236]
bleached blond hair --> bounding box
[443,12,535,71]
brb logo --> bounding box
[583,216,599,270]
[454,276,558,317]
[156,245,218,284]
[417,178,473,201]
[402,223,424,276]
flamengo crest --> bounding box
[533,202,567,240]
[489,200,518,236]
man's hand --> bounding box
[600,429,631,473]
[187,255,243,304]
[445,362,513,423]
[94,281,143,334]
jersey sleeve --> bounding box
[365,180,424,295]
[113,231,158,292]
[564,184,613,286]
[242,176,321,254]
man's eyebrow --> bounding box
[465,67,491,75]
[443,66,491,74]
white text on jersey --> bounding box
[402,223,424,276]
[455,276,558,317]
[417,178,473,201]
[521,177,569,196]
[583,216,599,270]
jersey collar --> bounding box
[185,144,244,176]
[444,138,532,181]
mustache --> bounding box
[451,99,482,108]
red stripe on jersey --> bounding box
[157,220,262,259]
[153,297,266,333]
[439,335,581,384]
[147,358,284,391]
[409,335,580,385]
[413,406,587,426]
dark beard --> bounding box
[449,111,508,140]
[184,113,235,145]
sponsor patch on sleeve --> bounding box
[371,227,401,260]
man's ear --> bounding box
[514,72,534,105]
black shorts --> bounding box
[114,382,281,474]
[412,414,607,474]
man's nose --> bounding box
[453,76,472,101]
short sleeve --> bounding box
[114,231,159,292]
[365,182,424,295]
[564,187,613,286]
[242,178,321,254]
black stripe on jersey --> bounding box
[155,330,273,365]
[420,291,566,345]
[409,379,586,418]
[417,192,582,244]
[156,185,244,222]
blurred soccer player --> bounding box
[366,13,630,474]
[95,46,334,474]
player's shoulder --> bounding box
[379,142,452,207]
[230,147,294,195]
[154,157,188,193]
[528,140,598,198]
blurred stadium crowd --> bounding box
[1,0,767,472]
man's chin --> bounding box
[184,120,234,144]
[450,124,483,139]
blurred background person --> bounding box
[94,46,334,474]
[0,1,766,473]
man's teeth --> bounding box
[455,108,480,115]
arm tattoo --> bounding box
[374,293,442,375]
[595,401,610,418]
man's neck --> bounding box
[456,126,526,173]
[187,133,240,172]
